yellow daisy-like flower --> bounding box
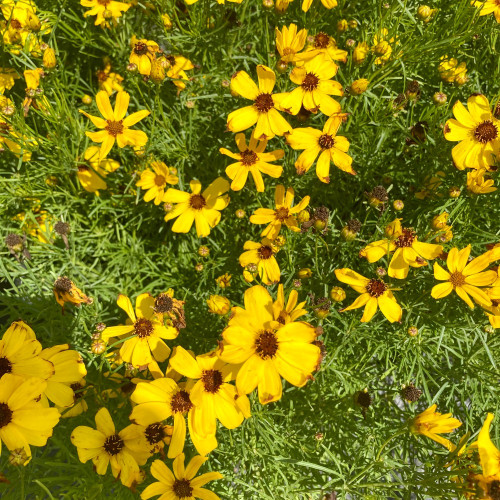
[278,55,342,116]
[101,293,178,368]
[165,55,195,91]
[219,133,284,192]
[218,285,321,404]
[301,0,337,12]
[207,295,231,315]
[77,145,120,195]
[359,218,443,279]
[79,90,150,160]
[71,407,149,487]
[249,184,310,240]
[410,404,462,451]
[185,0,242,4]
[97,60,124,95]
[287,114,354,183]
[239,238,281,285]
[80,0,130,27]
[334,268,402,323]
[0,67,18,93]
[60,379,89,418]
[129,38,159,76]
[164,178,230,238]
[467,167,497,194]
[431,245,497,309]
[132,421,173,455]
[141,454,223,500]
[53,276,93,309]
[275,24,308,64]
[472,0,500,23]
[438,56,468,84]
[228,65,292,140]
[136,161,179,205]
[444,94,500,170]
[272,284,307,326]
[296,32,348,65]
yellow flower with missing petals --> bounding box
[129,38,159,76]
[77,146,120,195]
[165,55,194,91]
[249,184,310,240]
[0,68,18,93]
[53,276,93,309]
[79,90,150,160]
[163,178,230,237]
[136,161,179,205]
[296,32,348,65]
[301,0,337,12]
[287,114,354,183]
[472,0,500,23]
[275,24,308,64]
[80,0,130,27]
[141,455,223,500]
[273,284,307,326]
[228,65,292,140]
[239,238,281,285]
[443,94,500,170]
[431,245,497,309]
[207,295,230,315]
[334,268,402,323]
[410,404,462,451]
[220,133,284,192]
[438,56,468,84]
[96,60,124,95]
[467,167,497,194]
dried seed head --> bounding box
[5,233,23,251]
[54,221,70,236]
[54,276,72,292]
[401,384,422,402]
[355,390,372,409]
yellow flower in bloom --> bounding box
[79,90,150,160]
[359,218,443,279]
[0,67,18,93]
[275,24,308,64]
[0,375,60,462]
[71,407,149,487]
[286,114,354,183]
[215,273,231,288]
[101,294,178,368]
[80,0,130,27]
[136,161,179,205]
[239,238,281,285]
[53,276,93,309]
[467,167,497,194]
[219,133,284,192]
[164,178,230,237]
[277,55,342,116]
[272,284,307,326]
[410,404,462,451]
[77,146,120,194]
[186,0,242,3]
[228,65,292,140]
[371,28,397,65]
[472,0,500,23]
[16,206,54,243]
[207,295,230,315]
[141,454,223,500]
[60,379,88,418]
[97,60,124,95]
[296,32,348,65]
[443,94,500,170]
[249,184,310,240]
[334,268,402,323]
[218,285,321,404]
[165,55,194,91]
[301,0,337,12]
[132,421,173,455]
[129,38,159,76]
[438,56,468,84]
[431,245,497,309]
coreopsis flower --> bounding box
[301,0,337,12]
[239,238,281,285]
[185,0,242,3]
[0,375,60,461]
[431,245,497,308]
[61,379,88,418]
[129,38,159,76]
[81,0,130,27]
[53,276,93,309]
[473,413,500,498]
[472,0,500,23]
[467,167,496,194]
[141,454,223,500]
[353,41,370,64]
[101,294,178,369]
[277,55,342,116]
[218,285,321,404]
[96,60,124,95]
[219,133,284,192]
[71,407,149,487]
[443,94,500,170]
[334,268,402,323]
[438,56,468,84]
[136,161,179,205]
[410,404,462,451]
[372,28,397,65]
[295,32,348,65]
[275,24,308,64]
[227,65,292,140]
[131,421,173,455]
[0,67,18,93]
[163,178,230,237]
[215,273,231,288]
[286,114,354,183]
[79,90,150,159]
[153,291,186,331]
[165,55,194,90]
[359,219,443,279]
[272,284,307,325]
[207,295,230,315]
[249,184,310,239]
[77,146,120,194]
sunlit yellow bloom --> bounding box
[335,268,402,323]
[467,167,497,194]
[15,206,54,243]
[215,273,231,288]
[353,41,369,64]
[77,146,120,194]
[273,284,307,326]
[472,0,500,23]
[296,32,348,65]
[301,0,337,12]
[131,421,173,455]
[371,28,398,65]
[0,67,18,93]
[165,55,194,90]
[80,0,130,27]
[97,60,124,95]
[438,56,468,84]
[207,295,230,315]
[239,238,281,285]
[164,178,230,237]
[275,24,307,64]
[60,379,88,418]
[136,161,179,205]
[129,37,159,75]
[185,0,242,3]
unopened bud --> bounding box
[433,92,447,106]
[393,200,404,211]
[330,286,346,302]
[297,268,312,279]
[449,186,460,198]
[408,325,418,337]
[82,94,92,105]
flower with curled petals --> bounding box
[295,32,348,65]
[275,24,308,64]
[272,284,307,326]
[129,37,159,76]
[136,161,179,205]
[80,0,130,27]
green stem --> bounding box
[375,428,408,462]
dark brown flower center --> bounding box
[154,175,166,186]
[394,228,416,248]
[145,423,165,444]
[134,42,149,55]
[258,245,273,259]
[155,293,173,313]
[474,120,498,144]
[275,207,289,221]
[10,19,22,30]
[314,32,330,49]
[172,479,193,499]
[54,276,72,292]
[0,402,13,428]
[201,369,224,393]
[365,279,387,297]
[254,93,274,113]
[105,120,124,137]
[318,134,335,149]
[489,481,500,500]
[240,149,258,166]
[166,55,176,66]
[449,271,465,287]
[302,72,320,91]
[70,382,84,400]
[0,357,12,378]
[96,70,108,82]
[103,434,124,456]
[189,194,206,210]
[170,390,193,413]
[255,330,279,359]
[134,318,154,338]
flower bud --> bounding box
[127,63,138,73]
[82,94,92,105]
[198,245,210,257]
[9,448,30,466]
[330,286,346,302]
[408,325,418,337]
[207,295,230,315]
[297,210,310,223]
[150,58,166,84]
[417,5,432,20]
[195,263,204,272]
[337,19,348,32]
[348,20,358,29]
[431,212,448,230]
[341,219,361,241]
[276,59,288,74]
[449,186,461,198]
[433,91,447,106]
[235,208,246,219]
[162,13,173,30]
[350,78,369,95]
[297,268,312,279]
[353,42,369,64]
[393,199,404,211]
[263,0,274,8]
[91,339,106,355]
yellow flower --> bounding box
[443,94,500,170]
[60,379,88,418]
[431,245,497,309]
[472,0,500,23]
[301,0,337,12]
[132,421,173,455]
[467,167,497,194]
[286,114,354,183]
[0,67,18,93]
[80,0,130,27]
[165,55,194,90]
[334,268,402,323]
[79,90,150,160]
[371,28,398,65]
[350,78,369,95]
[296,32,348,65]
[164,178,230,237]
[218,285,321,404]
[101,293,178,368]
[136,161,179,205]
[277,55,342,116]
[0,119,35,161]
[410,404,462,451]
[438,56,467,84]
[129,37,159,75]
[215,273,231,288]
[220,133,284,192]
[141,454,223,500]
[53,276,93,309]
[0,374,60,462]
[275,24,308,64]
[272,283,307,325]
[359,218,443,279]
[77,146,120,194]
[71,407,149,487]
[96,60,124,95]
[153,290,186,330]
[353,41,369,64]
[249,184,310,240]
[207,295,230,315]
[239,238,281,285]
[228,65,292,140]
